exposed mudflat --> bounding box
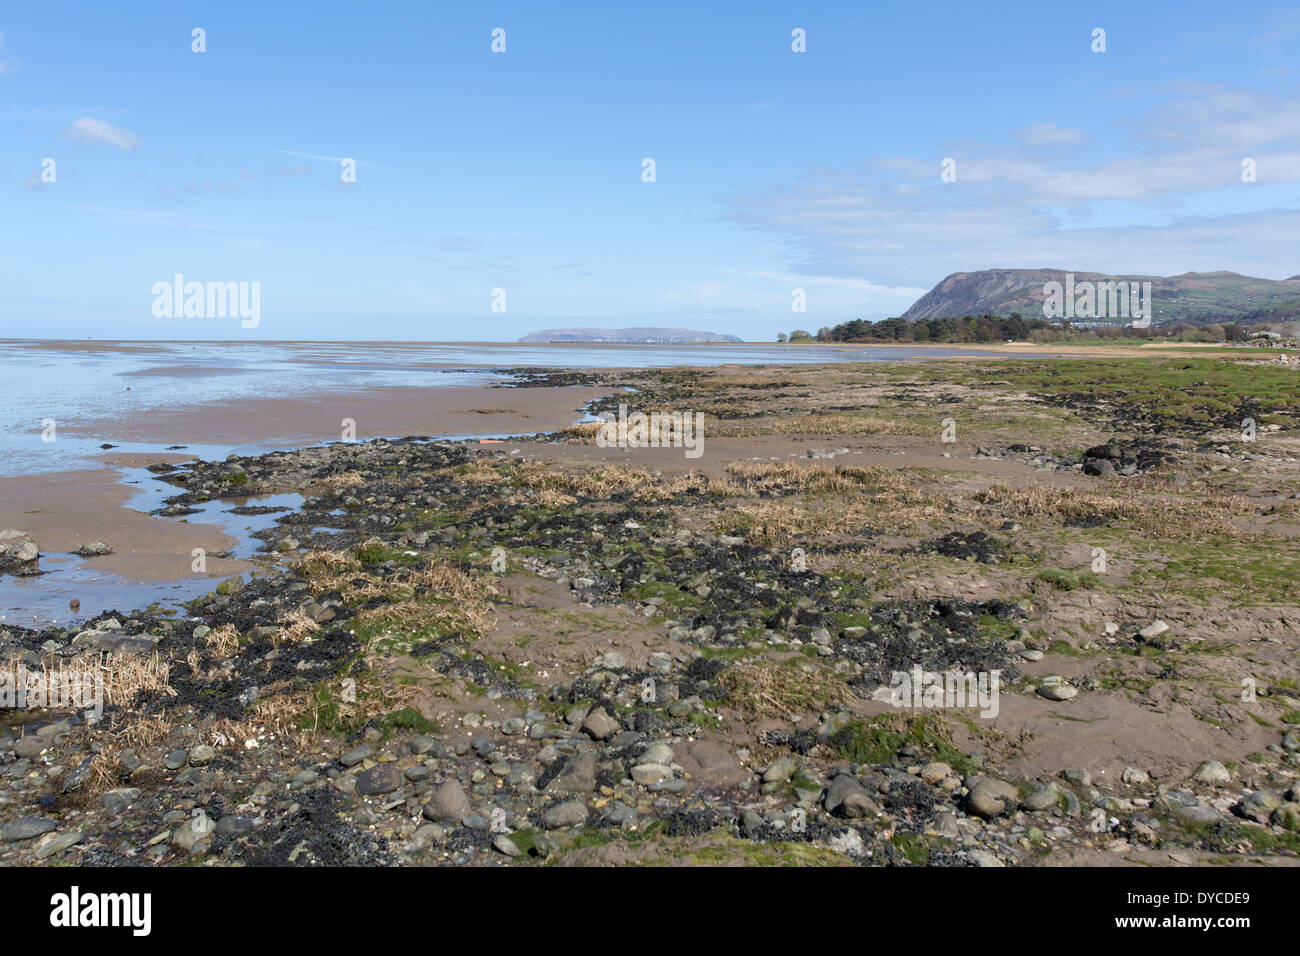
[2,354,1299,867]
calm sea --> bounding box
[0,340,1017,477]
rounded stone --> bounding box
[355,763,403,796]
[1192,760,1231,786]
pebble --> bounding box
[1036,677,1077,701]
[823,774,878,818]
[542,801,589,829]
[1191,760,1231,786]
[762,756,796,784]
[165,749,189,770]
[1236,789,1282,822]
[581,707,620,741]
[13,737,48,758]
[492,834,522,857]
[1020,787,1059,812]
[1272,803,1300,831]
[967,778,1019,819]
[1,817,56,842]
[101,787,142,812]
[423,779,471,823]
[215,814,254,836]
[170,812,213,853]
[35,830,82,859]
[631,763,672,785]
[356,764,403,796]
[340,745,373,767]
[921,762,951,785]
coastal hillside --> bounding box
[901,269,1300,324]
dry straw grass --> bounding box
[555,411,915,442]
[316,470,365,489]
[99,653,174,706]
[202,683,318,750]
[491,488,579,509]
[296,550,496,640]
[717,662,854,720]
[82,711,173,799]
[0,655,159,707]
[972,483,1247,537]
[725,461,925,495]
[442,459,512,486]
[204,623,240,657]
[556,422,603,442]
[708,413,916,438]
[512,462,733,501]
[720,462,944,544]
[357,597,492,640]
[297,549,382,598]
[287,666,419,739]
[273,609,321,644]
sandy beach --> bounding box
[60,383,616,450]
[1,383,616,582]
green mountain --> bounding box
[901,269,1300,324]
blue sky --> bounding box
[2,1,1299,340]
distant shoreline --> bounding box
[1,338,1283,359]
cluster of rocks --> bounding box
[910,531,1012,565]
[972,438,1180,479]
[0,529,39,574]
[0,530,113,577]
[8,654,1292,867]
[2,430,1297,866]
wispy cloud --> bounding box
[277,149,383,168]
[1015,122,1085,147]
[0,32,19,76]
[62,117,140,151]
[277,149,352,163]
[723,85,1300,285]
[67,205,219,230]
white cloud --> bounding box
[62,117,140,151]
[723,85,1300,285]
[660,271,926,320]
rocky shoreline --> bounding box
[2,359,1299,866]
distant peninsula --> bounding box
[518,327,743,343]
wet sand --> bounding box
[0,384,616,583]
[49,383,614,449]
[0,468,246,582]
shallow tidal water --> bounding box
[0,468,306,630]
[0,340,1009,477]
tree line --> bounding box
[778,315,1261,344]
[779,314,1045,343]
